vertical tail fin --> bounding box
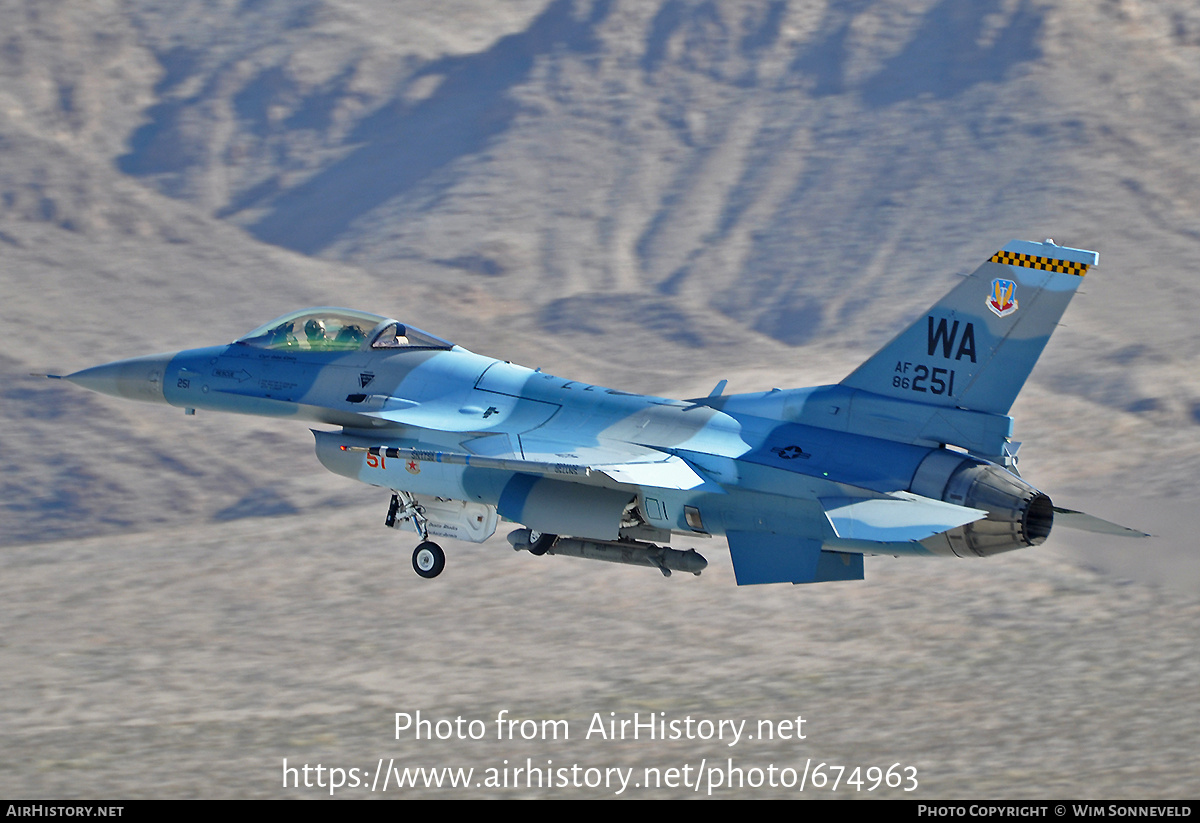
[839,240,1097,415]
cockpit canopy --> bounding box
[236,308,454,353]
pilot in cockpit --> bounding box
[335,324,366,347]
[268,321,298,348]
[304,318,328,348]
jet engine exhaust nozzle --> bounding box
[911,451,1054,558]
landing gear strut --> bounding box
[388,491,446,579]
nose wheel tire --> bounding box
[412,542,446,578]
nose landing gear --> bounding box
[388,491,446,579]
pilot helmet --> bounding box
[304,318,327,341]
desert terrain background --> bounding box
[2,0,1198,798]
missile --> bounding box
[507,529,707,577]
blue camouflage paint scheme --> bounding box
[62,241,1147,586]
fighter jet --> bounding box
[52,239,1146,585]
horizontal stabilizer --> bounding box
[821,493,986,542]
[825,494,984,544]
[1053,507,1150,538]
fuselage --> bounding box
[58,240,1146,585]
[73,335,969,557]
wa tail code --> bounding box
[927,317,977,362]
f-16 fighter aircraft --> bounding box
[54,239,1146,584]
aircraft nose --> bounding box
[65,352,174,404]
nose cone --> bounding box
[66,352,174,404]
